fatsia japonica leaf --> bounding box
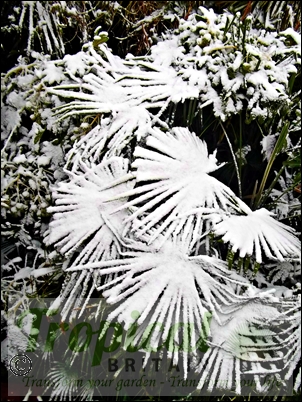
[212,208,301,263]
[108,126,247,248]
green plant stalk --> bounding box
[187,99,194,126]
[254,122,289,208]
[241,18,247,57]
[199,118,216,138]
[288,72,297,95]
[189,98,197,126]
[260,165,286,207]
[220,121,242,198]
[227,249,235,270]
[239,113,243,190]
[237,257,243,274]
[250,180,258,209]
[253,262,261,276]
[244,256,250,273]
[183,101,187,126]
[225,14,237,44]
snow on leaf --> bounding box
[66,107,152,166]
[2,313,35,367]
[38,61,65,85]
[45,40,199,128]
[267,261,301,285]
[14,266,55,280]
[195,301,297,394]
[213,208,301,263]
[44,157,134,320]
[65,234,253,374]
[44,157,133,267]
[46,44,139,121]
[261,133,278,161]
[108,126,245,248]
[63,52,88,77]
[281,28,301,46]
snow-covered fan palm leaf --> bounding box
[195,300,298,394]
[44,122,300,387]
[278,297,301,393]
[47,44,129,120]
[65,108,152,167]
[108,126,247,248]
[65,233,255,375]
[47,41,187,122]
[45,157,133,263]
[45,10,301,125]
[267,261,301,285]
[44,157,133,318]
[49,39,197,117]
[212,208,301,263]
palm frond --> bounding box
[65,233,256,373]
[281,300,301,392]
[267,260,301,284]
[195,300,298,394]
[48,44,163,113]
[46,360,83,399]
[45,157,132,261]
[66,107,152,167]
[44,157,133,319]
[107,126,245,248]
[213,207,301,263]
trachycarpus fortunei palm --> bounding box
[42,6,301,395]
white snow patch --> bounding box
[261,134,277,161]
[37,155,51,166]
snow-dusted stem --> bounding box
[219,121,242,199]
[1,124,19,156]
[254,122,289,208]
